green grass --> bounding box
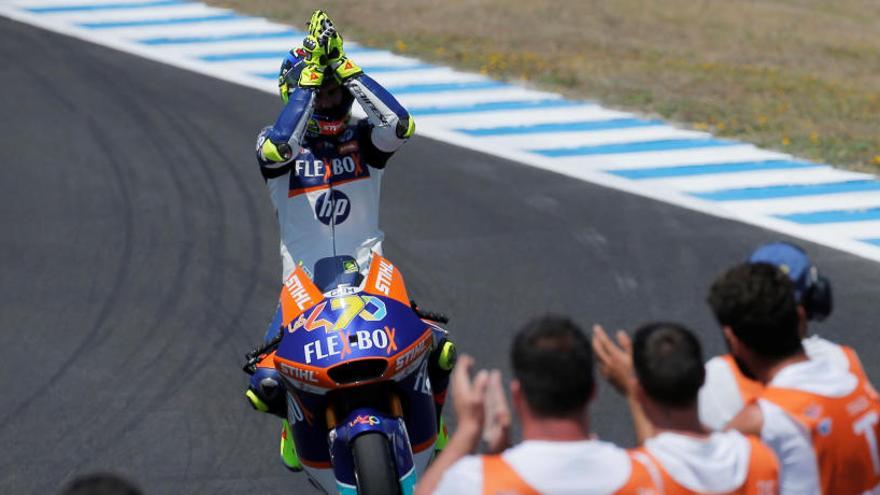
[206,0,880,171]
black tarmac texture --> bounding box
[1,17,879,494]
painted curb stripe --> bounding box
[695,181,880,201]
[778,208,880,224]
[139,30,296,44]
[610,160,820,179]
[459,118,660,136]
[535,138,736,157]
[200,50,287,61]
[254,63,434,79]
[409,99,576,116]
[27,0,182,13]
[386,81,508,94]
[198,46,379,62]
[79,13,243,28]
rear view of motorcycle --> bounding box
[245,254,451,494]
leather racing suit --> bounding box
[255,71,414,281]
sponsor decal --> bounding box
[349,84,388,126]
[847,395,871,417]
[326,285,360,297]
[288,295,387,334]
[314,190,351,226]
[289,151,369,197]
[315,118,346,135]
[394,333,432,371]
[293,159,326,178]
[348,414,381,427]
[302,327,397,364]
[804,404,823,419]
[286,392,315,426]
[375,259,394,295]
[817,417,833,436]
[284,271,316,310]
[278,362,319,384]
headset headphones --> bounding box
[748,242,833,321]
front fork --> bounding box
[328,396,417,495]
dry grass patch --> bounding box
[207,0,880,171]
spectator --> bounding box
[594,322,780,494]
[712,263,880,494]
[417,315,661,495]
[699,241,876,431]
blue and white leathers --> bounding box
[256,73,413,282]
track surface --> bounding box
[2,18,879,494]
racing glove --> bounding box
[305,10,363,83]
[297,35,327,88]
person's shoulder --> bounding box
[803,335,851,369]
[506,440,643,494]
[433,455,482,495]
[728,402,765,435]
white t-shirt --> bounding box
[432,440,650,495]
[757,359,858,495]
[699,336,852,431]
[644,430,757,493]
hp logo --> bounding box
[315,190,351,226]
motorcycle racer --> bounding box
[244,11,455,474]
[256,10,413,282]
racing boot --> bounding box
[245,356,303,472]
[279,419,303,472]
[428,338,456,452]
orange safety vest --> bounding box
[636,436,779,495]
[480,452,660,495]
[721,345,877,405]
[762,375,880,494]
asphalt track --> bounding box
[2,17,879,495]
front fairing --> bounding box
[275,294,433,390]
[274,292,439,481]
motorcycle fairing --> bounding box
[362,254,410,306]
[279,264,324,324]
[274,294,433,393]
[271,253,439,491]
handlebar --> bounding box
[242,330,284,375]
[410,300,450,325]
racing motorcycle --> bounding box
[244,253,450,494]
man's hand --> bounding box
[592,324,636,396]
[307,10,336,50]
[304,10,363,82]
[482,370,511,454]
[297,34,326,88]
[451,354,490,446]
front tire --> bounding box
[352,432,401,495]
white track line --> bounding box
[557,146,791,170]
[735,192,880,216]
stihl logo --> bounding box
[375,259,394,295]
[284,273,314,310]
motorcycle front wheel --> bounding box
[352,432,402,495]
